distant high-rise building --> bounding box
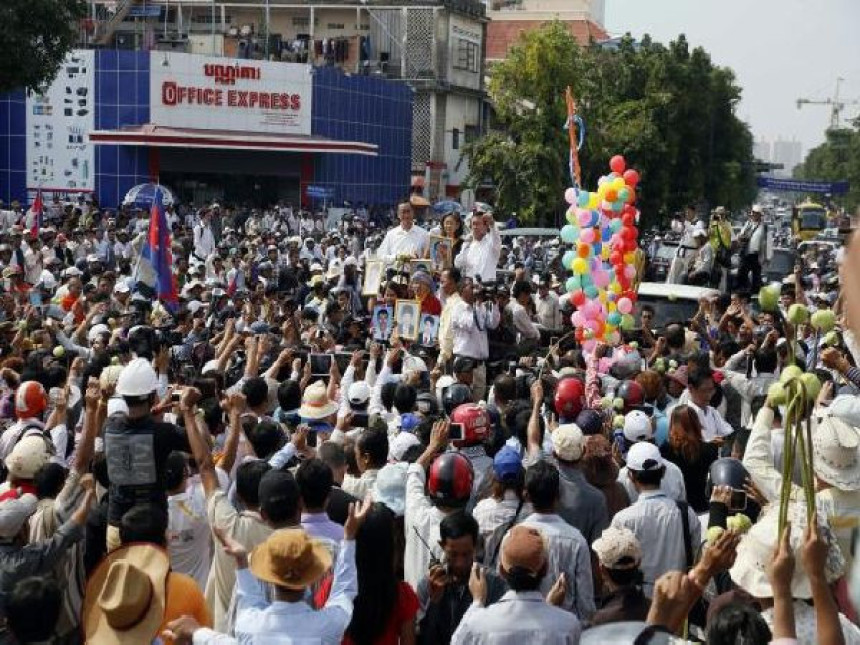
[485,0,607,61]
[754,137,803,176]
[753,139,772,163]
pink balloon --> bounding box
[624,265,637,280]
[593,270,610,288]
[579,228,595,245]
[577,210,592,228]
[582,339,597,353]
[617,297,633,315]
[571,312,585,327]
[564,187,577,205]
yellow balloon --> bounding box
[610,283,622,295]
[572,258,588,275]
[601,246,611,260]
[623,252,636,264]
[607,302,617,312]
[597,183,608,198]
[612,177,625,191]
[566,208,577,225]
[587,194,600,209]
[605,323,616,332]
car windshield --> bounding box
[768,250,795,275]
[801,210,826,229]
[635,295,701,330]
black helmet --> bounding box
[416,391,439,416]
[707,458,749,492]
[427,452,474,508]
[442,383,473,416]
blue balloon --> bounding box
[577,191,590,207]
[592,242,602,256]
[608,312,622,326]
[590,211,600,227]
[585,285,599,299]
[610,219,623,234]
[565,276,580,293]
[562,251,576,269]
[602,227,612,242]
[560,225,578,244]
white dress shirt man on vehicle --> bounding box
[451,277,500,400]
[377,201,429,261]
[454,209,502,284]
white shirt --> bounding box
[618,460,687,503]
[472,491,532,544]
[451,299,500,361]
[509,301,540,340]
[194,223,216,259]
[535,291,562,330]
[611,490,701,596]
[761,601,860,645]
[686,400,735,442]
[404,463,446,590]
[454,228,502,283]
[168,476,215,589]
[376,224,428,260]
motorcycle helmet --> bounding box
[416,391,439,416]
[575,408,604,436]
[622,410,653,443]
[554,377,585,421]
[14,381,48,419]
[435,375,456,409]
[442,383,473,417]
[427,452,474,507]
[449,403,490,447]
[616,380,645,414]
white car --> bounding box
[635,282,720,330]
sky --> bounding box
[604,0,860,158]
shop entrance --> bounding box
[158,148,303,208]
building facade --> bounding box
[82,0,488,201]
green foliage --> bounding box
[462,23,757,227]
[0,0,87,93]
[794,122,860,211]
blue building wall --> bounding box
[0,90,27,205]
[311,67,413,206]
[94,50,151,209]
[0,55,411,208]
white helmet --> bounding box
[623,410,653,443]
[435,375,456,408]
[115,358,159,397]
[348,381,371,407]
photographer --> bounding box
[450,277,500,400]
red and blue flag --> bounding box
[133,187,178,310]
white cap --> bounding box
[115,358,159,397]
[623,410,653,443]
[113,282,130,294]
[348,381,371,406]
[626,442,663,472]
[187,300,207,315]
[552,423,584,461]
[62,267,83,278]
[751,204,764,214]
[87,324,110,342]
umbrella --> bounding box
[409,195,430,208]
[122,183,176,209]
[432,200,463,215]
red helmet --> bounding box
[616,380,645,413]
[14,381,48,419]
[428,452,474,507]
[554,377,585,421]
[449,404,490,448]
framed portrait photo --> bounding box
[363,260,384,296]
[394,299,421,341]
[371,305,393,341]
[418,313,440,346]
[410,259,433,275]
[428,235,453,270]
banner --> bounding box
[756,176,849,195]
[150,52,312,135]
[26,50,95,192]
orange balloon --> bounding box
[605,189,618,202]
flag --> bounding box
[133,187,178,310]
[29,189,43,239]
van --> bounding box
[634,282,720,331]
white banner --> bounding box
[150,52,312,135]
[26,50,95,192]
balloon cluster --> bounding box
[559,155,641,350]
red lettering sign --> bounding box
[162,83,301,112]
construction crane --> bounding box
[797,77,860,129]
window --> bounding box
[452,128,460,150]
[453,38,479,73]
[292,17,309,26]
[327,23,345,30]
[464,125,479,143]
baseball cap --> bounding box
[551,423,584,462]
[622,410,653,443]
[258,470,300,519]
[625,442,663,472]
[389,432,420,462]
[592,526,642,570]
[493,447,522,483]
[500,525,547,576]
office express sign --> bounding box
[150,52,312,135]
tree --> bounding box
[0,0,87,93]
[794,123,860,211]
[463,23,757,227]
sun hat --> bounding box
[373,462,408,516]
[389,431,420,462]
[551,423,584,462]
[625,441,663,472]
[83,544,169,645]
[729,500,844,599]
[298,381,339,419]
[249,529,332,590]
[592,526,642,570]
[5,435,50,480]
[500,525,548,576]
[811,412,860,491]
[0,494,37,538]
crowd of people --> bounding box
[0,193,857,644]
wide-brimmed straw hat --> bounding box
[729,500,844,599]
[298,381,339,419]
[811,408,860,491]
[83,544,170,644]
[249,529,332,590]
